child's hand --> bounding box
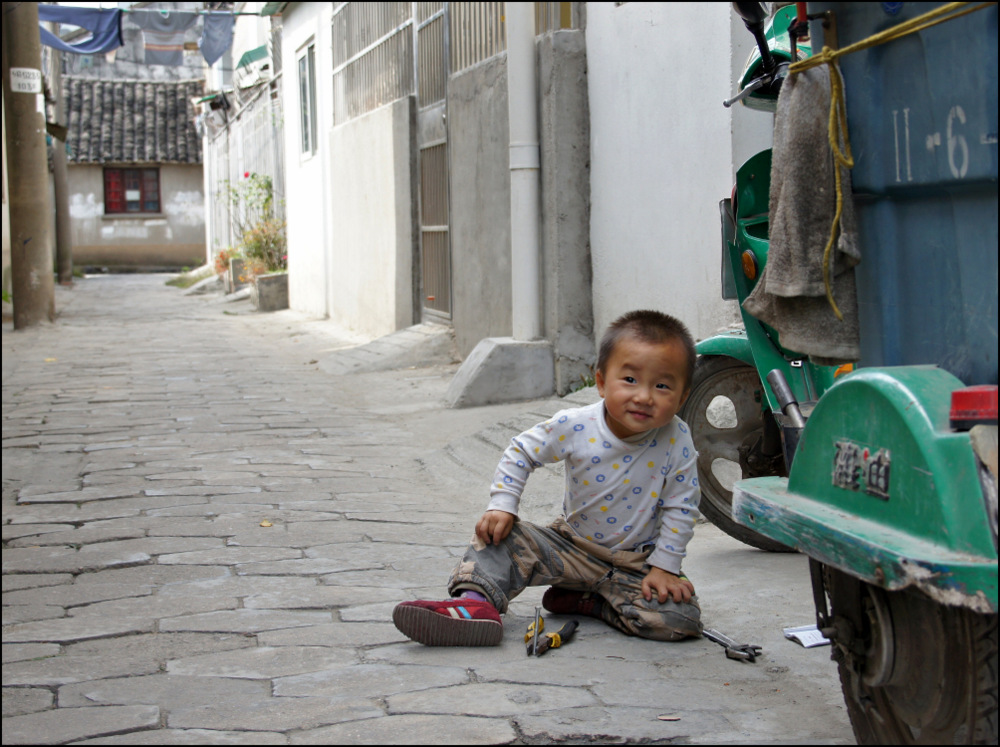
[642,566,695,604]
[476,510,516,545]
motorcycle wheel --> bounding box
[679,355,794,552]
[819,564,998,744]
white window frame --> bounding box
[297,41,318,158]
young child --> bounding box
[393,309,702,646]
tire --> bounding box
[819,565,998,744]
[679,355,794,552]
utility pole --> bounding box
[49,27,74,285]
[2,1,56,327]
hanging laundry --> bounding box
[200,13,235,66]
[130,10,200,66]
[37,6,123,55]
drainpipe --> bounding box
[506,2,542,341]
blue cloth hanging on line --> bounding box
[38,6,235,67]
[37,5,123,55]
[200,13,235,66]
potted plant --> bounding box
[241,218,288,311]
[214,246,246,294]
[217,172,288,310]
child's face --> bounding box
[595,335,691,441]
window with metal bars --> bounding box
[330,2,414,126]
[104,168,161,214]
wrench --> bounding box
[703,628,763,662]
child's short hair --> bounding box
[597,310,697,390]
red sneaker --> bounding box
[542,587,606,619]
[392,598,503,646]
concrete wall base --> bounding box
[446,337,555,408]
[318,323,458,377]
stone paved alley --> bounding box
[2,274,854,744]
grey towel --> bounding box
[743,65,861,365]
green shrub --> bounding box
[241,218,287,277]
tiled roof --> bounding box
[64,77,203,164]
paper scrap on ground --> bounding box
[783,623,831,648]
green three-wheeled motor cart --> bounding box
[680,3,997,743]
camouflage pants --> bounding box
[448,517,702,641]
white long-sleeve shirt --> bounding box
[487,400,700,575]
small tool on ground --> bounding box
[702,628,763,662]
[525,606,579,656]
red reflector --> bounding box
[950,385,999,429]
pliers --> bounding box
[702,628,763,662]
[525,607,579,656]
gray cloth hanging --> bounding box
[130,10,199,66]
[742,65,862,365]
[200,13,235,66]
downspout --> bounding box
[506,2,542,341]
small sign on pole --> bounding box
[10,67,43,93]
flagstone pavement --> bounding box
[2,274,854,744]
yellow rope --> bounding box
[785,1,996,319]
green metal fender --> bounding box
[695,330,839,412]
[695,331,755,367]
[732,365,998,612]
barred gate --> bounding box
[330,1,456,319]
[206,76,285,257]
[207,129,232,255]
[416,2,573,319]
[416,2,450,318]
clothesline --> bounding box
[38,5,242,65]
[122,7,268,17]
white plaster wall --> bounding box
[233,2,269,58]
[64,164,204,265]
[66,165,204,243]
[327,100,413,339]
[586,2,743,343]
[729,12,776,180]
[282,3,333,319]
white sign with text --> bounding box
[11,68,42,94]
